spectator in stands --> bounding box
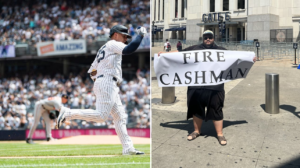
[0,57,149,130]
[13,115,20,129]
[0,0,150,47]
[0,113,5,129]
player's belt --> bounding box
[97,75,117,82]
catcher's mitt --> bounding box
[55,110,59,117]
[49,111,56,119]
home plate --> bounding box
[40,135,150,145]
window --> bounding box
[270,29,293,42]
[210,0,215,12]
[238,0,245,9]
[158,0,160,20]
[175,0,178,18]
[223,0,229,11]
[181,0,185,18]
[163,0,164,19]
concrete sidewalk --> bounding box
[151,46,300,168]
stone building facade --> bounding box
[152,0,300,42]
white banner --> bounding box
[37,39,86,56]
[154,50,255,87]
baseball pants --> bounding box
[28,101,52,139]
[64,77,134,153]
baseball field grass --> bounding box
[0,142,150,168]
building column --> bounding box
[230,0,237,11]
[293,22,300,42]
[245,23,247,40]
[215,0,222,12]
[241,25,244,41]
[178,0,182,18]
[230,26,237,41]
[226,27,228,42]
[63,58,69,76]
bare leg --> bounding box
[187,115,203,140]
[213,120,226,145]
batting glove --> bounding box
[90,74,97,82]
[90,70,97,82]
[136,26,147,36]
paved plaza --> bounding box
[151,46,300,168]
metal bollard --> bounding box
[265,73,279,114]
[162,87,175,104]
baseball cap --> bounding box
[203,30,214,36]
[61,94,69,99]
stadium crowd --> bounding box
[0,69,150,130]
[0,0,150,46]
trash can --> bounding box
[162,87,175,104]
[265,73,279,114]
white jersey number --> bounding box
[97,45,106,63]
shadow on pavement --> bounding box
[160,120,248,138]
[260,104,300,119]
[260,104,266,111]
[279,155,300,167]
[280,104,300,119]
[152,98,162,104]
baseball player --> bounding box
[56,25,147,155]
[26,95,69,144]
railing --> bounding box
[153,40,299,60]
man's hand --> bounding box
[253,56,257,62]
[158,50,179,56]
[136,26,147,36]
[158,51,164,57]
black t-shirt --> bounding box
[181,43,227,91]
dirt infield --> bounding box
[40,135,150,145]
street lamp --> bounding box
[152,21,155,47]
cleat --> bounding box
[47,137,57,141]
[123,149,145,155]
[26,138,35,144]
[56,107,67,129]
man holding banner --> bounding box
[157,30,256,146]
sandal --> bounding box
[217,136,227,146]
[187,132,200,141]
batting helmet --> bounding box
[109,25,132,39]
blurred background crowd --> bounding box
[0,0,150,46]
[0,68,150,130]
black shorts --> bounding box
[187,89,225,121]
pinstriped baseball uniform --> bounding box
[63,40,135,154]
[28,97,62,139]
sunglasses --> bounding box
[204,36,213,40]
